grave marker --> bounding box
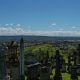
[54,50,62,80]
[40,66,50,80]
[70,66,78,80]
[27,62,40,80]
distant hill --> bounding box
[0,35,80,42]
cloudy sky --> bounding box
[0,0,80,36]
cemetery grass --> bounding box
[24,43,77,64]
[24,44,80,80]
[24,43,74,62]
[24,44,57,57]
[51,69,80,80]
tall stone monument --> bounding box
[6,41,19,80]
[70,66,78,80]
[0,45,7,80]
[77,44,80,64]
[68,53,72,73]
[73,51,77,66]
[20,38,24,79]
[54,50,62,80]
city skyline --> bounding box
[0,0,80,36]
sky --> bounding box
[0,0,80,36]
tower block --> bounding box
[20,38,24,78]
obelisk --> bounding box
[20,38,24,78]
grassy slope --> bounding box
[25,44,56,57]
[24,44,80,80]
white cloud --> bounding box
[58,29,64,31]
[0,25,80,36]
[25,30,80,36]
[10,24,13,26]
[28,26,32,30]
[5,24,14,26]
[5,24,9,26]
[72,26,76,29]
[0,27,25,35]
[51,23,56,26]
[16,24,21,26]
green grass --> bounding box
[24,44,78,65]
[62,73,70,80]
[50,69,70,80]
[24,44,57,57]
[24,44,80,80]
[51,69,80,80]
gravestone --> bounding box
[8,67,20,80]
[0,45,7,80]
[25,52,37,65]
[73,51,77,66]
[68,53,72,73]
[27,62,40,80]
[42,51,49,66]
[40,66,51,80]
[61,58,66,73]
[54,50,62,80]
[76,64,80,75]
[77,44,80,64]
[68,51,77,73]
[70,66,78,80]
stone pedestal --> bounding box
[11,67,20,80]
[40,66,50,80]
[27,62,40,80]
[7,67,20,80]
[70,66,78,80]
